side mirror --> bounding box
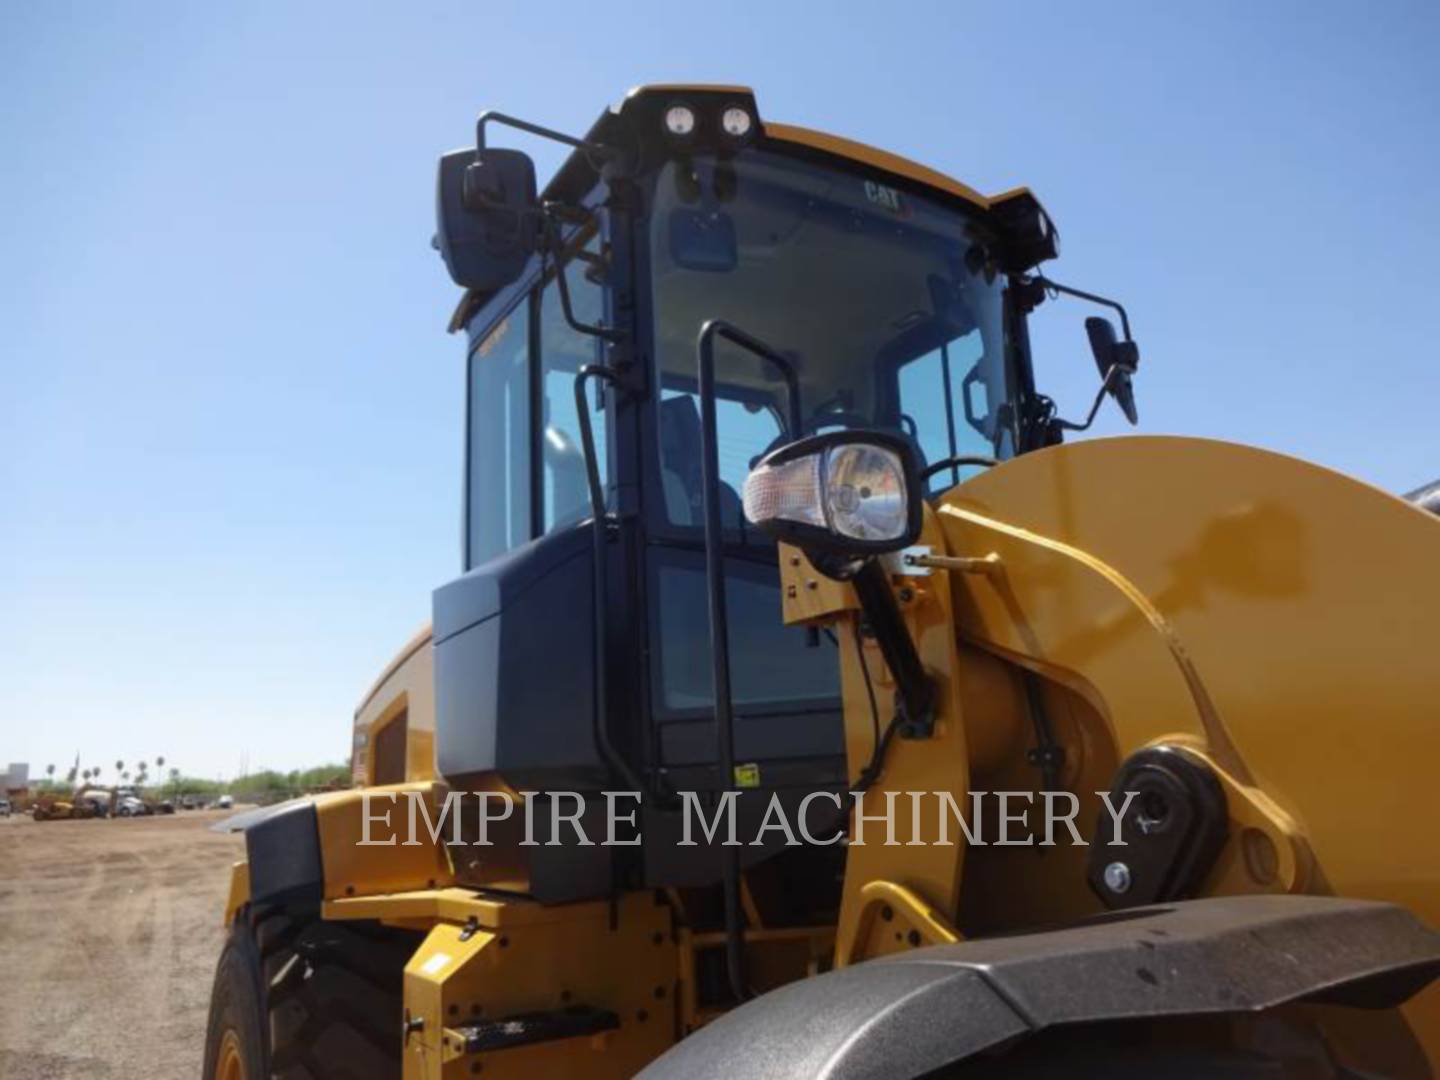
[435,148,539,291]
[1084,316,1140,425]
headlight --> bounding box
[743,430,922,562]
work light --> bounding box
[664,104,697,137]
[720,105,754,140]
[743,430,923,560]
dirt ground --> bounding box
[0,809,245,1079]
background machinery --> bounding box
[204,86,1440,1079]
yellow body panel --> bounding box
[223,861,250,927]
[353,624,436,784]
[400,891,676,1079]
[788,511,976,967]
[312,782,455,900]
[936,434,1440,1057]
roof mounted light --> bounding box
[719,104,754,141]
[989,190,1061,272]
[664,103,697,138]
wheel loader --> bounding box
[203,85,1440,1079]
[32,784,109,820]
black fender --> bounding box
[639,895,1440,1079]
[232,799,324,908]
[209,796,311,835]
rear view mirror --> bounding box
[668,208,737,272]
[435,148,539,290]
[1084,316,1140,425]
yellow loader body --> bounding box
[221,434,1440,1076]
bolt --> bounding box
[1103,861,1132,894]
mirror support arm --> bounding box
[1031,275,1134,341]
[1053,362,1130,433]
[542,213,626,344]
[475,110,619,166]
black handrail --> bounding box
[573,365,647,799]
[694,318,803,1004]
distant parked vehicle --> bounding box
[116,796,152,817]
[156,799,176,814]
[32,784,111,821]
[0,798,11,817]
[216,794,234,810]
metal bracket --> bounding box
[888,545,932,576]
[903,551,1003,577]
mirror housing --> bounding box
[742,430,923,565]
[435,148,539,291]
[1084,316,1140,425]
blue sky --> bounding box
[2,2,1436,779]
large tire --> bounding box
[203,906,419,1080]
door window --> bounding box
[538,234,608,532]
[466,306,531,568]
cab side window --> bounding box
[896,329,1005,491]
[538,233,608,531]
[467,307,531,568]
[466,230,611,570]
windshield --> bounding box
[650,148,1016,527]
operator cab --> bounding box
[430,86,1137,901]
